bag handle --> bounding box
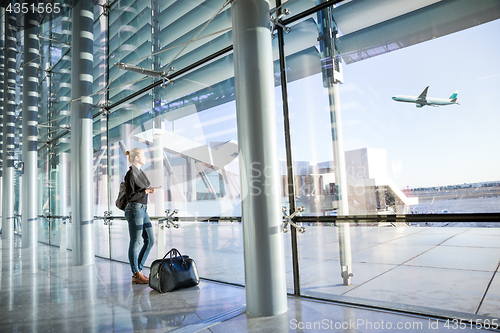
[163,248,180,260]
[163,248,187,267]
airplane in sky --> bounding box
[392,86,459,108]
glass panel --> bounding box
[107,40,287,283]
[285,3,500,320]
[14,117,22,235]
[157,0,232,73]
[148,56,241,218]
[93,115,111,258]
[93,14,109,111]
[49,138,71,248]
[108,91,156,263]
[277,0,321,17]
[48,218,63,248]
[37,11,72,247]
[12,26,23,236]
[161,221,244,285]
[284,12,500,218]
[108,0,154,104]
[282,14,337,217]
[336,17,500,217]
[38,147,51,244]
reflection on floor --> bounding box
[0,237,497,332]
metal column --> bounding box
[2,7,16,243]
[21,11,39,248]
[317,4,353,286]
[71,0,95,265]
[16,116,22,221]
[329,83,353,285]
[276,0,301,296]
[232,0,288,317]
[59,152,69,252]
[0,7,4,225]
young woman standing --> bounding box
[124,148,157,284]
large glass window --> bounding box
[282,1,500,319]
[35,11,73,247]
[156,0,233,73]
[333,0,500,217]
[339,19,500,217]
[108,0,154,104]
[22,0,500,323]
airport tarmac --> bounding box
[412,196,500,214]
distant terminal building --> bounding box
[283,147,418,216]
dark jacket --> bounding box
[124,165,151,205]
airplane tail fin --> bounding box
[449,90,458,100]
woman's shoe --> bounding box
[132,272,149,284]
[137,271,149,282]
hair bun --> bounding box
[125,151,130,155]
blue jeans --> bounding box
[125,203,154,275]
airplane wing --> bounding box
[417,86,429,100]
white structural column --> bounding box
[0,8,4,225]
[232,0,288,317]
[21,11,40,249]
[71,0,95,265]
[2,6,16,243]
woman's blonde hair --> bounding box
[125,148,143,163]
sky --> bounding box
[168,17,500,191]
[285,18,500,189]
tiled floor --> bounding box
[42,224,500,317]
[0,239,495,332]
[2,226,500,332]
[291,226,500,317]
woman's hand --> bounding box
[145,187,157,194]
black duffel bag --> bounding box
[149,248,199,293]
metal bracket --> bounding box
[115,63,175,88]
[341,266,355,285]
[103,211,112,226]
[99,102,111,116]
[160,67,175,88]
[282,206,306,233]
[14,161,24,170]
[270,8,291,40]
[159,209,179,229]
[96,0,112,16]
